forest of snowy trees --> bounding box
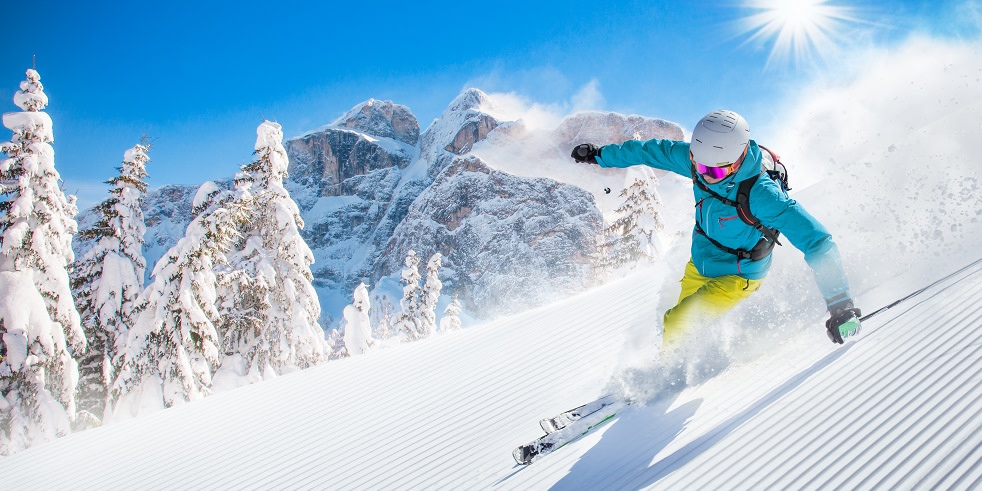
[0,68,662,454]
[0,69,465,454]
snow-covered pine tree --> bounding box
[106,182,247,420]
[218,121,326,381]
[598,176,664,272]
[420,253,443,338]
[71,143,149,428]
[342,283,374,356]
[439,294,463,333]
[371,295,395,341]
[394,250,423,341]
[212,173,271,384]
[0,68,84,454]
[325,328,345,360]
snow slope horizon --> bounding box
[3,253,979,489]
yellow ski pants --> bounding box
[662,260,763,348]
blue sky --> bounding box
[1,0,979,208]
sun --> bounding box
[738,0,860,69]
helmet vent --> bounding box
[691,109,749,167]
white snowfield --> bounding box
[3,259,980,490]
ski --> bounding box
[514,398,627,465]
[539,394,617,433]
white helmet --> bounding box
[690,109,750,167]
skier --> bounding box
[572,109,861,348]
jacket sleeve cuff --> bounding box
[594,146,608,167]
[826,293,854,313]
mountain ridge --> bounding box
[109,89,685,324]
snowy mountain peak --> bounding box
[421,88,500,159]
[285,99,417,200]
[444,87,491,115]
[331,98,420,145]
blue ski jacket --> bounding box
[595,138,852,309]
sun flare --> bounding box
[739,0,860,68]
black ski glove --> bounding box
[826,300,862,344]
[571,143,600,164]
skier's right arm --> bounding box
[592,139,693,177]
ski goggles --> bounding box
[692,148,747,180]
[694,162,737,180]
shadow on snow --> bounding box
[553,344,852,489]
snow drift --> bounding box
[1,258,979,489]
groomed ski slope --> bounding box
[3,258,981,489]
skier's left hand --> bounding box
[826,302,862,344]
[571,143,600,164]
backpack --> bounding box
[691,145,791,261]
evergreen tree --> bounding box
[0,68,84,454]
[107,182,246,420]
[211,174,270,384]
[325,328,345,360]
[598,176,664,272]
[371,295,395,341]
[439,294,463,333]
[395,250,423,341]
[218,121,326,382]
[342,283,374,356]
[71,143,149,427]
[420,253,443,338]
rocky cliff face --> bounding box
[334,98,420,146]
[379,156,601,316]
[278,90,505,304]
[287,100,418,199]
[122,89,684,323]
[287,130,410,198]
[553,111,685,150]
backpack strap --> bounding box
[759,145,791,191]
[735,176,782,246]
[691,164,784,260]
[694,221,776,261]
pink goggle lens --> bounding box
[695,162,735,179]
